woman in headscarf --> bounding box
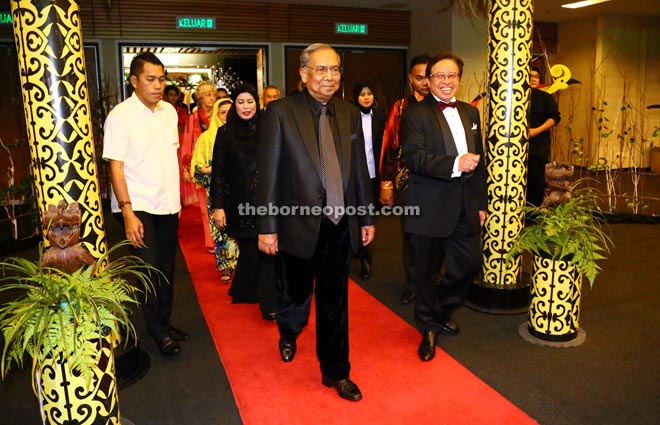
[191,97,238,281]
[210,83,276,321]
[353,81,386,280]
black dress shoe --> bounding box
[278,338,296,362]
[440,318,460,335]
[359,258,371,280]
[418,330,437,361]
[262,312,277,322]
[321,376,363,401]
[170,326,190,341]
[400,288,416,305]
[155,336,181,356]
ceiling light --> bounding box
[562,0,612,9]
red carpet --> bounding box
[178,207,537,424]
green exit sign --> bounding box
[176,16,216,30]
[0,12,11,25]
[335,23,368,35]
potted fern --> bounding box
[509,181,613,344]
[0,241,156,424]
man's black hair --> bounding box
[129,52,164,78]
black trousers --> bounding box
[410,212,480,334]
[527,154,548,207]
[401,228,416,293]
[115,211,179,340]
[276,217,351,381]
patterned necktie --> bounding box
[319,105,344,224]
[439,101,457,111]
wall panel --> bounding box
[0,1,409,45]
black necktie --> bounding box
[319,105,344,224]
[439,101,457,111]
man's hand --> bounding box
[380,189,394,207]
[212,209,227,229]
[361,225,375,246]
[479,210,487,227]
[458,153,480,173]
[123,209,145,247]
[258,233,278,255]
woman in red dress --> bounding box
[181,81,218,209]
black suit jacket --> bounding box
[257,91,375,259]
[400,96,487,238]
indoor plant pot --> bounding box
[509,181,613,343]
[0,241,156,424]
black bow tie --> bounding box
[439,101,457,111]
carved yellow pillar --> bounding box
[11,1,117,423]
[527,255,583,341]
[10,0,107,260]
[467,0,532,312]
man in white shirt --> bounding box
[103,52,188,357]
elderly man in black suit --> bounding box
[257,43,375,401]
[400,52,487,362]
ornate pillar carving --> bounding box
[468,0,533,312]
[11,0,107,260]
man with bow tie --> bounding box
[400,53,487,362]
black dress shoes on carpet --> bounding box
[155,336,181,357]
[400,288,415,305]
[278,338,296,362]
[321,376,363,401]
[440,318,460,335]
[170,326,191,341]
[418,330,437,362]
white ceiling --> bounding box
[251,0,660,23]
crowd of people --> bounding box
[103,43,557,402]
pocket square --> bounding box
[471,123,478,130]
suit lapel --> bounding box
[457,102,476,153]
[291,95,323,182]
[429,98,458,156]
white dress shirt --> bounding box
[102,93,181,214]
[432,94,468,177]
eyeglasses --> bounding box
[305,65,342,76]
[429,73,459,82]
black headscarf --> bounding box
[227,83,260,123]
[353,81,374,114]
[225,83,260,139]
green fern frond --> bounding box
[0,240,159,391]
[507,179,614,288]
